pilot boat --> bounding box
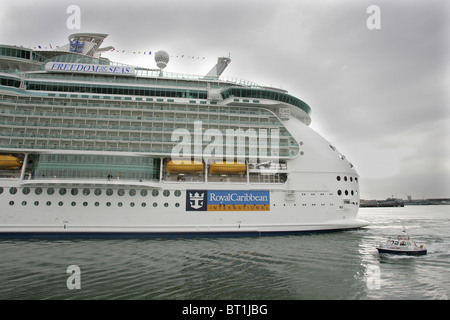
[376,229,427,256]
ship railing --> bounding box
[0,109,283,126]
[19,177,161,188]
[134,69,262,88]
[0,143,296,158]
[16,68,263,89]
[0,98,276,116]
[0,119,294,137]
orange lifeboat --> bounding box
[209,161,246,174]
[166,160,204,173]
[0,155,22,169]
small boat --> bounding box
[376,229,427,256]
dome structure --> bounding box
[155,50,169,70]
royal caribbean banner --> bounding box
[186,190,270,211]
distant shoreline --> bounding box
[360,198,450,207]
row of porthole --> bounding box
[336,176,358,182]
[0,187,182,197]
[8,200,181,208]
[273,203,333,207]
[337,190,358,196]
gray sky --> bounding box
[1,0,449,200]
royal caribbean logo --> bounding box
[69,40,85,53]
[186,190,270,211]
[186,190,207,211]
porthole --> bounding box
[95,202,99,207]
[94,189,102,196]
[83,201,88,207]
[140,190,148,197]
[34,201,39,206]
[106,189,113,196]
[350,177,353,182]
[71,201,76,206]
[153,203,157,207]
[47,188,55,195]
[35,187,42,195]
[345,190,349,196]
[22,201,27,206]
[106,202,111,207]
[351,190,354,196]
[9,187,17,195]
[175,203,180,207]
[152,190,159,197]
[129,189,136,196]
[118,202,123,207]
[164,203,168,207]
[0,187,3,194]
[344,176,347,181]
[46,201,51,206]
[338,190,342,196]
[337,176,341,181]
[83,188,90,196]
[22,187,30,195]
[9,201,14,206]
[141,202,146,207]
[58,201,63,206]
[174,190,181,197]
[163,190,170,197]
[59,188,67,195]
[130,202,135,207]
[118,189,125,196]
[71,188,78,196]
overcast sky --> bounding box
[1,0,449,200]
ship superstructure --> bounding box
[0,33,368,236]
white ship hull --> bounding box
[0,186,368,237]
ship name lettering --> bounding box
[209,192,268,204]
[48,63,132,74]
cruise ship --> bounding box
[0,33,368,237]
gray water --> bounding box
[0,205,448,300]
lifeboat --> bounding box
[0,155,22,169]
[209,161,246,174]
[166,160,204,173]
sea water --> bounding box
[0,205,448,300]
